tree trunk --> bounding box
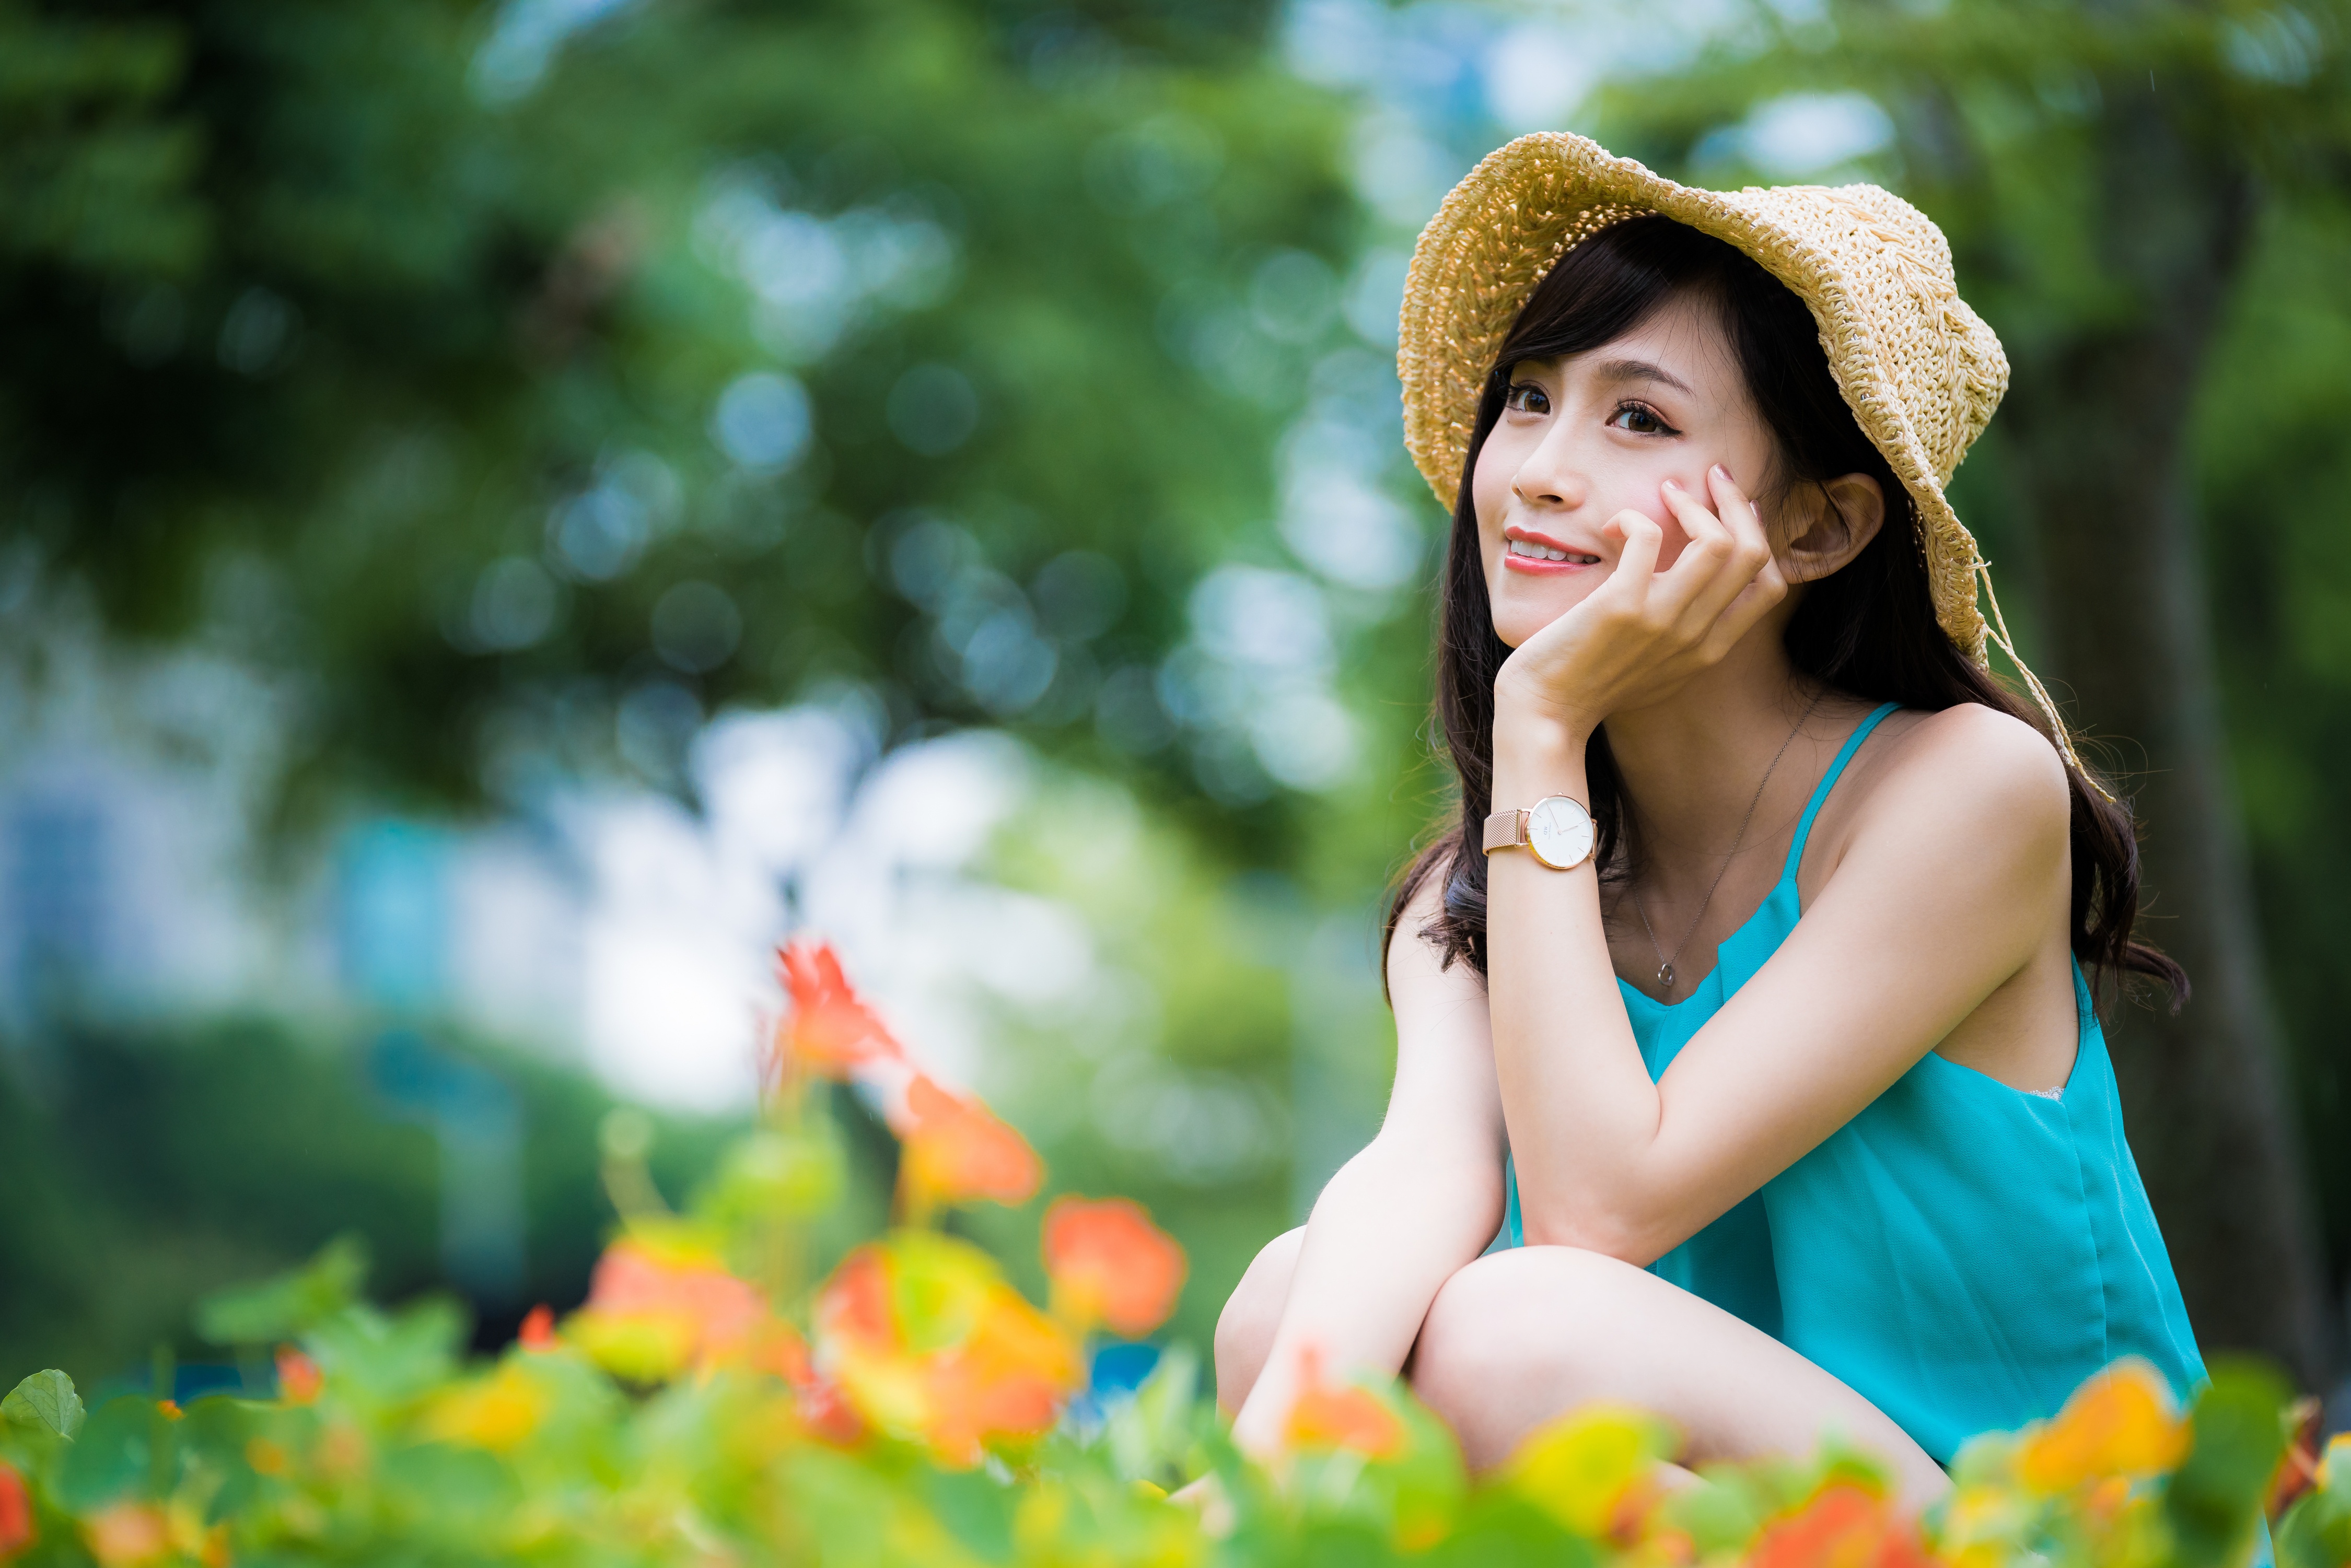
[2001,92,2334,1387]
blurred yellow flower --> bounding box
[82,1504,168,1568]
[2017,1361,2186,1494]
[423,1362,551,1452]
[1507,1403,1676,1537]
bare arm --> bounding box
[1493,705,2068,1259]
[1228,879,1506,1455]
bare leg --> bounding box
[1214,1226,1305,1413]
[1411,1246,1949,1510]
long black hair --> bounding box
[1387,214,2186,1007]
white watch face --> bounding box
[1526,795,1596,870]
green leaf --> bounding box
[2168,1358,2294,1568]
[3,1369,86,1440]
[55,1397,157,1511]
[305,1296,467,1403]
[1416,1493,1594,1568]
[194,1234,369,1345]
[924,1469,1016,1563]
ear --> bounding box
[1778,473,1884,583]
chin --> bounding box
[1489,572,1600,649]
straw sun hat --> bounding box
[1396,131,2081,767]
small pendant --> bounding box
[1657,962,1675,989]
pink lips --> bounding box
[1500,526,1602,577]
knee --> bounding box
[1411,1246,1640,1417]
[1215,1226,1305,1411]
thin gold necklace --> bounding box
[1630,691,1826,994]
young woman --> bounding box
[1212,135,2206,1506]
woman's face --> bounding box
[1472,291,1781,649]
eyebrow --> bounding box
[1589,357,1694,395]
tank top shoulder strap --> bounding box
[1780,701,1901,888]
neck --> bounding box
[1601,643,1829,865]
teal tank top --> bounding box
[1502,702,2208,1465]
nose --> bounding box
[1510,423,1586,512]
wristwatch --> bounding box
[1482,795,1597,871]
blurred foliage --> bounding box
[2194,195,2351,1281]
[0,1056,2308,1568]
[0,0,1418,862]
[0,1018,756,1385]
[12,0,2351,1409]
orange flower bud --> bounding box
[1285,1347,1405,1460]
[275,1346,322,1406]
[777,941,905,1080]
[1750,1484,1937,1568]
[567,1235,772,1382]
[896,1074,1042,1214]
[0,1461,34,1561]
[1041,1196,1188,1337]
[518,1304,557,1352]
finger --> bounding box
[1706,463,1776,581]
[1654,477,1744,625]
[1679,465,1776,628]
[1607,508,1665,605]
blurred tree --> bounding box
[0,1016,748,1384]
[0,0,1433,1376]
[0,0,1378,857]
[1607,0,2351,1385]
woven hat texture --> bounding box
[1398,131,2014,665]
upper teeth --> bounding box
[1510,539,1590,563]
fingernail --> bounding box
[1661,477,1681,492]
[1710,463,1730,481]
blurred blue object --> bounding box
[1089,1340,1161,1398]
[336,820,450,1012]
[367,1029,525,1310]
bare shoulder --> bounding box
[1846,700,2070,860]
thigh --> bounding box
[1410,1245,1948,1508]
[1215,1226,1306,1413]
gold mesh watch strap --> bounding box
[1481,809,1526,855]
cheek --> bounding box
[1469,447,1516,573]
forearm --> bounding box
[1487,715,1667,1254]
[1229,1135,1501,1454]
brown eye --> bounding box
[1505,382,1551,415]
[1608,402,1677,436]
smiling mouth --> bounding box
[1505,538,1601,566]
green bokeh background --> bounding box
[5,0,2350,1400]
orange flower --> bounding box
[566,1234,773,1382]
[2268,1396,2323,1519]
[1285,1346,1405,1460]
[1041,1196,1188,1337]
[1750,1484,1937,1568]
[812,1234,1083,1467]
[0,1461,33,1560]
[82,1505,168,1568]
[895,1074,1042,1216]
[518,1304,557,1352]
[2018,1361,2188,1494]
[276,1345,322,1405]
[777,941,904,1079]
